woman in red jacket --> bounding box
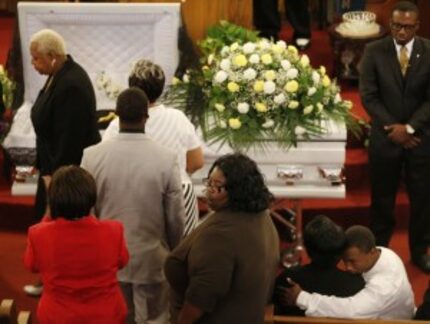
[24,165,129,324]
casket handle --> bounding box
[318,166,345,186]
[277,166,303,185]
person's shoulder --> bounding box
[365,36,391,52]
[99,219,124,233]
[28,220,56,237]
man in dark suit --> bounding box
[415,281,430,320]
[253,0,311,49]
[274,215,364,315]
[360,1,430,273]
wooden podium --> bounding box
[117,0,253,45]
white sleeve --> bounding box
[102,118,120,141]
[179,113,201,150]
[296,280,393,319]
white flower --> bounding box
[295,126,306,135]
[300,54,310,67]
[237,102,250,114]
[274,93,286,105]
[214,70,228,83]
[221,46,230,56]
[286,68,298,79]
[312,71,320,84]
[258,39,270,50]
[220,59,231,71]
[244,68,257,80]
[230,42,239,51]
[214,103,225,112]
[243,42,256,54]
[316,102,324,113]
[334,93,342,104]
[264,81,276,94]
[303,105,314,115]
[183,74,190,83]
[281,60,291,71]
[207,54,214,65]
[307,87,317,96]
[262,119,275,128]
[249,54,260,64]
[276,40,287,50]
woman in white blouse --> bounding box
[103,60,203,235]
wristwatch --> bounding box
[406,124,415,135]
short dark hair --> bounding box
[345,225,376,253]
[116,87,149,123]
[304,215,346,267]
[128,59,165,103]
[49,166,97,220]
[209,153,274,212]
[392,1,419,17]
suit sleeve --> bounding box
[359,45,397,126]
[164,160,185,249]
[23,230,39,273]
[408,79,430,131]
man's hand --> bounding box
[384,124,409,145]
[277,278,302,307]
[403,136,421,149]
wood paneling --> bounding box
[118,0,253,44]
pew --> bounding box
[0,299,31,324]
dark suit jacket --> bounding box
[24,215,129,323]
[274,263,365,316]
[415,287,430,320]
[31,55,100,175]
[360,36,430,157]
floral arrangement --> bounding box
[164,21,358,151]
[95,71,123,100]
[0,64,15,143]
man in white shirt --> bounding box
[283,225,415,320]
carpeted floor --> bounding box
[0,15,428,322]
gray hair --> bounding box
[30,29,67,56]
[128,59,165,102]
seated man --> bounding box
[283,225,415,319]
[415,281,430,320]
[274,215,365,316]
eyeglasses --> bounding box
[202,178,226,192]
[391,23,417,32]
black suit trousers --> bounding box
[253,0,311,40]
[369,151,430,259]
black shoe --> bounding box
[413,255,430,273]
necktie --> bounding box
[399,46,409,76]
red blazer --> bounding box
[24,215,129,324]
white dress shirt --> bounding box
[296,247,415,319]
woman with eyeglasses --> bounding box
[165,153,280,324]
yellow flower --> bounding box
[261,54,273,65]
[255,102,267,113]
[287,45,298,55]
[233,54,248,67]
[253,80,264,92]
[316,102,324,113]
[303,105,314,115]
[322,75,331,87]
[227,82,240,92]
[271,44,283,54]
[228,118,242,129]
[300,55,310,67]
[230,42,239,51]
[264,70,276,81]
[202,65,209,70]
[171,77,181,85]
[288,101,299,109]
[214,103,225,112]
[284,80,299,93]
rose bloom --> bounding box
[244,68,257,80]
[233,54,248,67]
[228,118,242,129]
[243,42,256,54]
[220,58,231,71]
[312,71,321,84]
[284,80,299,93]
[274,93,286,104]
[227,82,240,92]
[261,54,273,65]
[264,81,276,94]
[264,70,276,81]
[271,44,283,54]
[249,54,260,64]
[276,40,287,50]
[255,102,268,113]
[253,80,265,92]
[237,102,250,114]
[322,75,331,87]
[288,101,299,109]
[214,103,225,112]
[281,60,291,71]
[230,42,239,51]
[303,105,314,115]
[320,66,327,75]
[287,45,298,55]
[307,87,317,96]
[286,68,299,79]
[214,70,228,83]
[262,119,275,128]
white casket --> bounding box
[6,2,347,199]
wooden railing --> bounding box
[0,299,31,324]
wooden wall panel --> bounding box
[118,0,253,45]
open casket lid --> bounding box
[18,2,180,109]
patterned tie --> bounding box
[399,46,409,76]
